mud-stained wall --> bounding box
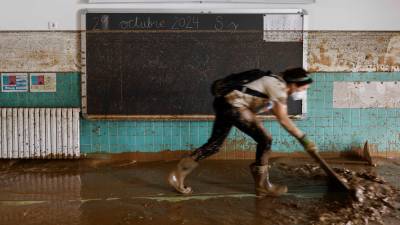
[80,72,400,155]
[306,32,400,72]
[0,32,80,72]
[1,31,400,158]
[2,31,400,73]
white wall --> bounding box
[0,0,399,30]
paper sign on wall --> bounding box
[1,73,28,92]
[333,81,400,108]
[263,14,303,42]
[30,73,56,92]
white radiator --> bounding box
[0,108,80,159]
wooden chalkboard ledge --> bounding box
[82,114,305,121]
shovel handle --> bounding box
[306,149,351,191]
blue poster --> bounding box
[1,73,28,92]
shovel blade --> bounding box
[307,150,351,192]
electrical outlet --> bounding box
[48,21,58,30]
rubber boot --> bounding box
[168,157,199,194]
[249,163,288,197]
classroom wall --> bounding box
[79,72,400,157]
[0,2,400,159]
[0,0,400,30]
[1,70,398,157]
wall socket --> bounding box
[48,21,58,30]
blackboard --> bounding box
[83,12,303,120]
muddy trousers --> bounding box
[191,97,273,166]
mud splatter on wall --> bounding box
[0,32,80,72]
[306,32,400,72]
[2,31,400,73]
[1,31,400,157]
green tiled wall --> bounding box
[80,72,400,154]
[0,73,80,107]
[2,72,398,154]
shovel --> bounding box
[306,149,351,192]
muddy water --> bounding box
[0,158,399,225]
[275,162,400,225]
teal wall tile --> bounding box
[80,145,92,153]
[6,72,397,154]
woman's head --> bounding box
[281,67,313,99]
[282,67,313,86]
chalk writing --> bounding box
[120,16,168,30]
[171,16,200,30]
[117,15,239,31]
[87,13,262,31]
[214,16,239,31]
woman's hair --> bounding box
[281,67,313,86]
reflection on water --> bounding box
[0,159,398,225]
[0,172,82,225]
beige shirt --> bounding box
[224,75,288,113]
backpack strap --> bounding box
[233,86,269,99]
[266,73,286,83]
[233,71,283,99]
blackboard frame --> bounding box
[80,8,307,120]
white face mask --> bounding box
[290,90,307,100]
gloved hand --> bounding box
[297,134,318,153]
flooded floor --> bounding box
[0,157,399,225]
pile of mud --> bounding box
[277,163,400,225]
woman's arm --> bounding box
[271,101,304,139]
[271,101,318,152]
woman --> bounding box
[168,67,317,197]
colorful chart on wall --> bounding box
[29,73,57,92]
[1,73,28,92]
